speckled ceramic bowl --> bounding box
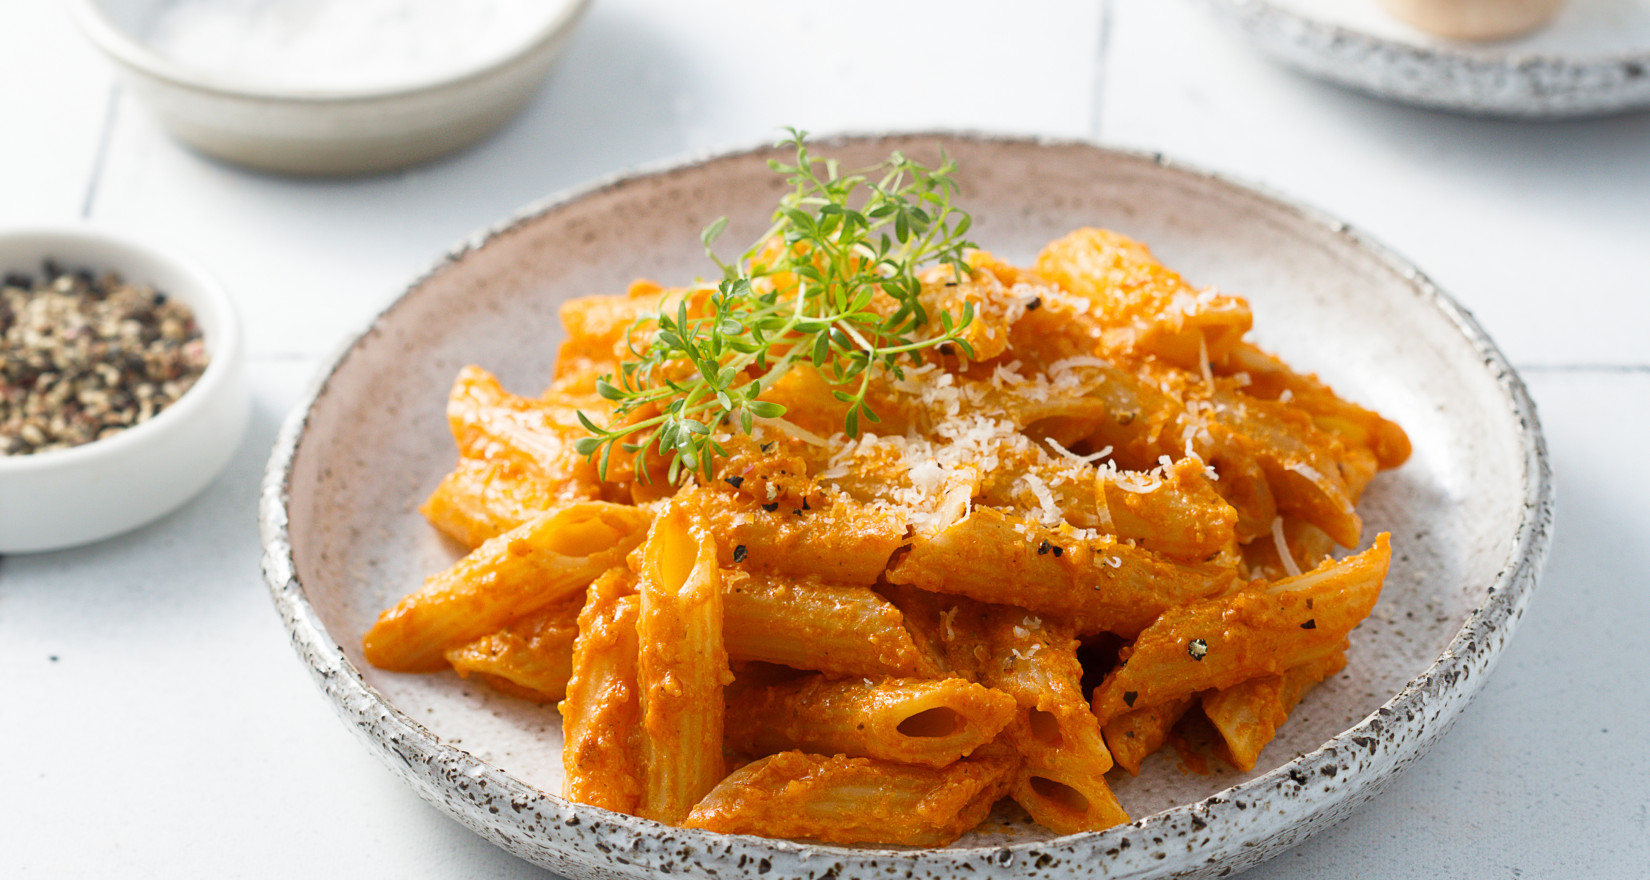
[260,134,1553,879]
[1202,0,1650,118]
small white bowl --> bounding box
[0,226,248,553]
[70,0,592,176]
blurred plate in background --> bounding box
[1202,0,1650,117]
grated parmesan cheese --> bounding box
[1271,516,1303,578]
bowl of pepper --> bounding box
[0,226,248,553]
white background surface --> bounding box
[3,0,1648,876]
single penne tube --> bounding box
[1220,342,1411,471]
[681,750,1019,846]
[886,506,1239,637]
[1032,227,1253,370]
[444,595,583,702]
[722,570,934,678]
[445,366,604,487]
[1203,647,1348,772]
[420,456,561,549]
[976,608,1103,768]
[682,486,906,586]
[421,446,603,549]
[1010,759,1131,836]
[362,500,652,672]
[967,608,1128,833]
[1091,534,1389,722]
[1099,457,1239,562]
[636,503,729,825]
[724,676,1016,768]
[560,569,645,814]
[1102,695,1197,776]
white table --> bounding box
[4,1,1647,876]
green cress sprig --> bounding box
[572,130,979,484]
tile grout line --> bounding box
[79,82,124,220]
[1090,0,1114,142]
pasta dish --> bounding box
[361,137,1409,846]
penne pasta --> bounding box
[682,485,906,586]
[1203,648,1348,772]
[1010,760,1131,836]
[445,595,583,701]
[724,675,1016,768]
[1097,457,1239,562]
[877,584,991,682]
[367,175,1412,842]
[636,503,730,824]
[1091,534,1389,722]
[560,569,645,813]
[1201,384,1362,549]
[420,455,564,549]
[1102,695,1197,776]
[445,365,606,491]
[887,506,1239,637]
[1220,342,1411,471]
[975,609,1131,833]
[723,570,934,678]
[362,500,651,672]
[681,750,1019,846]
[1033,227,1253,370]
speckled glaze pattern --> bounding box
[1202,0,1650,117]
[260,134,1554,879]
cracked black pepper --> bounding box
[1,264,208,456]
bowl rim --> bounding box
[0,223,242,475]
[69,0,593,103]
[260,131,1555,876]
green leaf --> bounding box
[701,216,729,252]
[746,399,786,419]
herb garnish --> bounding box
[572,129,978,483]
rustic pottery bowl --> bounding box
[71,0,592,175]
[1,225,247,553]
[260,134,1553,879]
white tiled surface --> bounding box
[3,0,1647,876]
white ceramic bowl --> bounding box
[70,0,593,176]
[261,134,1553,879]
[0,226,248,553]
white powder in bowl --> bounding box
[145,0,568,91]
